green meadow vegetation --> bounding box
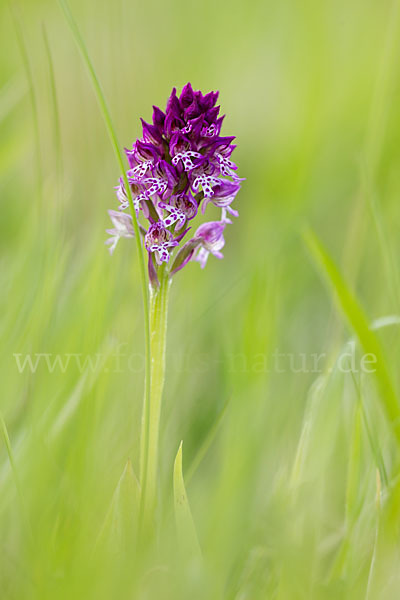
[2,0,400,598]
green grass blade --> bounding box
[290,375,326,486]
[364,0,400,174]
[0,412,33,543]
[345,404,363,525]
[97,459,141,552]
[173,441,201,558]
[303,227,400,446]
[10,3,42,198]
[57,0,149,306]
[186,395,230,485]
[0,75,26,124]
[42,24,63,193]
[57,0,151,500]
[365,471,381,600]
[360,163,400,311]
[350,370,389,488]
[0,412,22,500]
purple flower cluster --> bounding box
[106,83,242,279]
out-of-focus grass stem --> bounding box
[0,412,33,544]
[58,0,151,526]
[186,396,230,485]
[303,228,400,447]
[42,23,63,203]
[10,3,43,202]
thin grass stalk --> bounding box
[0,412,33,544]
[58,0,152,530]
[10,4,43,202]
[42,24,63,202]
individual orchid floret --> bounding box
[171,193,198,221]
[192,221,226,268]
[152,160,179,199]
[215,153,240,179]
[159,194,197,231]
[127,161,153,181]
[201,179,241,214]
[145,222,179,265]
[115,178,143,213]
[106,210,135,255]
[125,140,160,169]
[158,202,186,230]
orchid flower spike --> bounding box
[106,83,242,282]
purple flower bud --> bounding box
[204,106,220,124]
[179,82,195,109]
[152,105,166,131]
[141,118,164,146]
[184,97,201,120]
[166,87,181,117]
[198,90,219,111]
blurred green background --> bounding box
[2,0,400,598]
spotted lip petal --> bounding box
[158,202,186,230]
[159,193,197,231]
[127,161,152,181]
[192,174,221,198]
[172,151,203,172]
[171,194,198,220]
[108,83,242,273]
[144,222,179,265]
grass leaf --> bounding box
[57,1,151,498]
[173,441,201,558]
[303,227,400,447]
[97,459,141,553]
[10,3,42,197]
[42,23,63,192]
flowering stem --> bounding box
[140,267,171,527]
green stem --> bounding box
[140,268,171,526]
